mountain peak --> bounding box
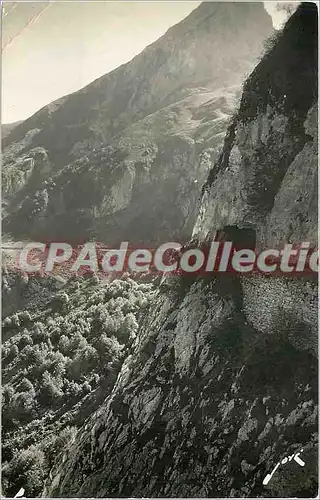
[4,2,272,153]
[3,2,273,244]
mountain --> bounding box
[2,3,317,498]
[2,2,272,244]
[1,121,23,139]
[40,3,317,498]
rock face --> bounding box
[43,4,318,498]
[2,2,272,243]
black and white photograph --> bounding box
[1,1,318,497]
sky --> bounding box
[2,1,297,124]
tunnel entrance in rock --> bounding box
[215,225,256,250]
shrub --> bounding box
[18,378,35,394]
[10,391,37,422]
[58,335,70,355]
[2,445,47,497]
[9,344,19,359]
[19,332,33,349]
[11,314,21,327]
[3,317,12,328]
[38,371,63,405]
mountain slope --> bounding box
[1,122,23,139]
[1,272,155,497]
[42,4,318,498]
[2,2,272,243]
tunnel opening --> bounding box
[214,225,256,250]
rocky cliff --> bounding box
[193,1,318,249]
[42,4,318,498]
[2,2,272,243]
